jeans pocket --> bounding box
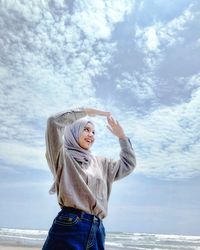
[54,212,80,226]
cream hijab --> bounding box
[63,119,94,165]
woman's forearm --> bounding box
[48,108,86,127]
[45,108,86,171]
[84,108,111,117]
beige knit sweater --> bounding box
[45,108,136,219]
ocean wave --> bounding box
[1,228,200,250]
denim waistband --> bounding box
[62,206,100,223]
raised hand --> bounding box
[106,116,126,139]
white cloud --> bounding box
[105,0,134,23]
[118,83,200,179]
[135,3,196,69]
[144,27,160,51]
[0,140,46,170]
[0,0,199,181]
[0,0,135,173]
[115,71,156,101]
[188,73,200,88]
[83,77,200,180]
[73,3,111,40]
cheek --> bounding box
[78,133,87,146]
[78,135,84,145]
[78,130,84,139]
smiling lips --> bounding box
[85,138,93,144]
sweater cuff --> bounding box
[119,137,133,149]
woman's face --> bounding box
[78,122,95,150]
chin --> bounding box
[85,145,92,150]
[79,142,93,150]
[80,145,90,150]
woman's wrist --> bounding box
[118,133,126,140]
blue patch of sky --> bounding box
[106,174,200,234]
[113,173,200,208]
[0,165,57,229]
[0,168,44,203]
[183,19,200,43]
[155,66,199,106]
[135,0,193,27]
[154,77,193,106]
[157,43,200,79]
[0,165,50,183]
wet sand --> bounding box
[0,246,40,250]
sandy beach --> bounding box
[0,246,40,250]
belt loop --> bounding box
[80,211,84,220]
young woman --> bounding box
[42,107,136,250]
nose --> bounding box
[88,132,93,137]
[88,131,94,138]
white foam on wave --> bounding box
[105,241,123,247]
[0,228,47,247]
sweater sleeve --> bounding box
[45,108,86,178]
[104,138,136,182]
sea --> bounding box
[0,228,200,250]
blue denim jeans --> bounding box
[42,207,105,250]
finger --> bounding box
[107,115,114,123]
[116,120,120,126]
[106,125,113,133]
[110,116,117,126]
[107,116,113,125]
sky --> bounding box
[0,0,200,235]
